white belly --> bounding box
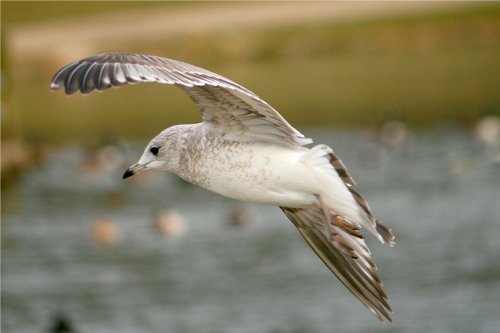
[183,144,319,207]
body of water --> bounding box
[2,128,499,333]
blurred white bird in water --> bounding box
[52,53,395,322]
[474,115,499,146]
[474,115,500,163]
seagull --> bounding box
[51,53,395,322]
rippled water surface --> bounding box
[3,129,500,333]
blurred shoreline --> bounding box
[2,2,498,143]
[7,2,479,63]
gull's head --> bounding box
[123,126,181,179]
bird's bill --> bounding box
[122,162,146,179]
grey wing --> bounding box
[50,53,312,148]
[281,207,393,322]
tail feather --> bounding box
[347,187,385,244]
[303,144,395,246]
[328,149,395,246]
[328,150,356,187]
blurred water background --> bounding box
[2,2,500,333]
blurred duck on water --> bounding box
[47,312,76,333]
[153,209,188,238]
[91,217,120,246]
[80,144,126,181]
[227,205,253,228]
[379,119,409,148]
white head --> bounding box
[123,126,182,179]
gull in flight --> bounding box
[51,53,395,322]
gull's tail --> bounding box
[289,144,395,321]
[302,144,395,246]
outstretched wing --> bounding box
[51,53,312,148]
[281,206,392,322]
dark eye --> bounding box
[150,146,160,156]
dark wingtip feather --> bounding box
[51,60,78,93]
[376,221,396,247]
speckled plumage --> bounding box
[51,53,395,322]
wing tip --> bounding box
[376,221,396,247]
[50,82,60,91]
[370,302,393,323]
